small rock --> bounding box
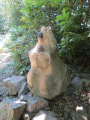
[0,98,26,120]
[19,92,33,101]
[71,77,82,87]
[0,83,8,94]
[71,76,83,94]
[18,82,29,97]
[0,83,9,101]
[26,96,49,112]
[32,110,59,120]
[3,76,26,95]
[77,74,90,79]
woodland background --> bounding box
[0,0,90,75]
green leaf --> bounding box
[66,12,70,20]
[58,21,66,26]
[62,8,66,18]
[60,25,67,32]
[24,66,30,71]
[55,15,63,21]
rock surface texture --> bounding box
[27,26,71,99]
[0,98,26,120]
[18,82,29,97]
[32,110,59,120]
[26,96,49,112]
[3,76,26,95]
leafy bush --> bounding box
[9,27,25,41]
[3,0,90,73]
[20,0,90,72]
[0,14,6,34]
[20,0,61,41]
[8,37,30,74]
[56,1,90,60]
[55,1,90,72]
[7,27,35,75]
[1,0,23,28]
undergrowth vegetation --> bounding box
[1,0,90,74]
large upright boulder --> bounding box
[27,26,71,99]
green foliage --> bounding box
[20,0,90,72]
[2,0,90,73]
[55,1,90,63]
[1,0,23,28]
[20,0,61,41]
[7,27,33,75]
[0,14,6,34]
[10,27,25,41]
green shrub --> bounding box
[55,1,90,63]
[20,0,61,41]
[8,36,30,74]
[4,0,90,73]
[9,27,25,41]
[0,14,6,34]
[7,27,35,75]
[20,0,90,72]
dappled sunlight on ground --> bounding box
[0,52,14,82]
[0,34,14,82]
[0,52,12,69]
[0,33,10,49]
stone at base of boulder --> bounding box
[26,96,49,113]
[3,76,26,95]
[18,82,29,97]
[32,110,59,120]
[19,92,33,101]
[0,98,26,120]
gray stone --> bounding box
[18,82,29,97]
[32,110,59,120]
[71,75,90,95]
[71,77,82,87]
[19,92,33,101]
[0,98,26,120]
[0,83,9,102]
[3,76,26,95]
[71,77,83,94]
[76,74,90,80]
[27,26,71,99]
[26,96,49,112]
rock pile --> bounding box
[0,75,57,120]
[0,74,90,120]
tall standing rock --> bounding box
[27,26,71,99]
